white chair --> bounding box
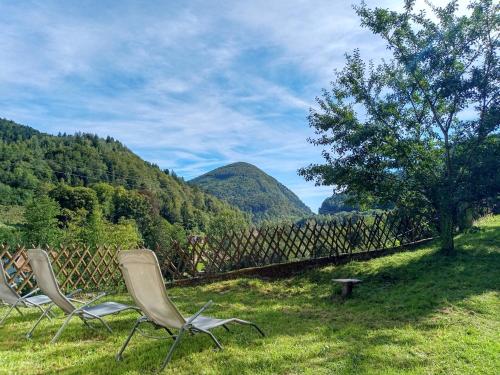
[116,248,265,372]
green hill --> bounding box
[319,192,394,216]
[319,193,358,215]
[189,162,312,222]
[0,118,248,246]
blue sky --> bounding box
[0,0,465,212]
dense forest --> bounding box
[319,193,359,215]
[0,119,250,248]
[319,193,395,215]
[190,162,312,223]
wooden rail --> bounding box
[162,213,433,281]
[1,213,433,291]
[0,245,122,293]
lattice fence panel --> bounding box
[2,213,433,287]
[1,245,122,293]
[162,213,433,281]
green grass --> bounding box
[1,216,499,374]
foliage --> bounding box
[0,119,250,247]
[0,205,24,245]
[300,0,499,253]
[319,193,394,215]
[0,205,25,225]
[206,208,253,240]
[0,215,498,374]
[318,193,359,214]
[22,196,62,246]
[61,208,143,249]
[0,224,22,245]
[190,162,311,223]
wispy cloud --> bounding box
[0,0,468,212]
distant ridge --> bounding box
[0,118,248,243]
[190,162,312,222]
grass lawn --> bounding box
[1,216,499,374]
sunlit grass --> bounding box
[1,216,499,374]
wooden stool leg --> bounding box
[341,282,353,298]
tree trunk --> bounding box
[439,202,455,254]
[440,131,455,255]
[457,202,474,231]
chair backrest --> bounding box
[0,261,21,305]
[118,249,186,329]
[27,249,75,314]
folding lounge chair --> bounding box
[116,249,265,372]
[26,248,140,343]
[0,261,61,326]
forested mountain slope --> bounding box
[0,118,249,247]
[190,162,312,222]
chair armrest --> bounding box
[22,288,40,299]
[68,298,86,304]
[186,300,213,325]
[66,289,83,298]
[76,292,107,311]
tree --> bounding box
[206,208,250,240]
[319,193,359,215]
[180,201,194,229]
[23,196,62,246]
[50,184,98,214]
[300,0,499,254]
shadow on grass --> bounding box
[303,224,500,320]
[2,221,498,374]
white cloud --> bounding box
[0,0,471,211]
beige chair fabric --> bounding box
[26,248,140,343]
[1,260,54,327]
[0,262,20,305]
[117,249,264,371]
[27,249,75,314]
[118,249,186,329]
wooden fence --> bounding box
[1,213,433,292]
[162,212,433,280]
[0,245,122,293]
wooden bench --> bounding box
[333,278,362,298]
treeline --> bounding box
[0,183,250,249]
[0,119,250,247]
[319,193,394,215]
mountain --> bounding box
[0,118,248,246]
[319,192,394,215]
[189,162,312,222]
[318,193,358,215]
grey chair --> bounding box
[26,248,141,343]
[0,260,61,326]
[116,249,265,372]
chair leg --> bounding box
[222,324,230,332]
[95,316,113,333]
[197,328,223,350]
[0,304,16,325]
[159,327,187,372]
[83,319,99,331]
[248,323,265,337]
[116,318,142,361]
[15,306,24,317]
[26,305,54,339]
[234,319,265,337]
[165,327,177,341]
[51,313,76,343]
[34,305,53,322]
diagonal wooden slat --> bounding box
[1,213,433,285]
